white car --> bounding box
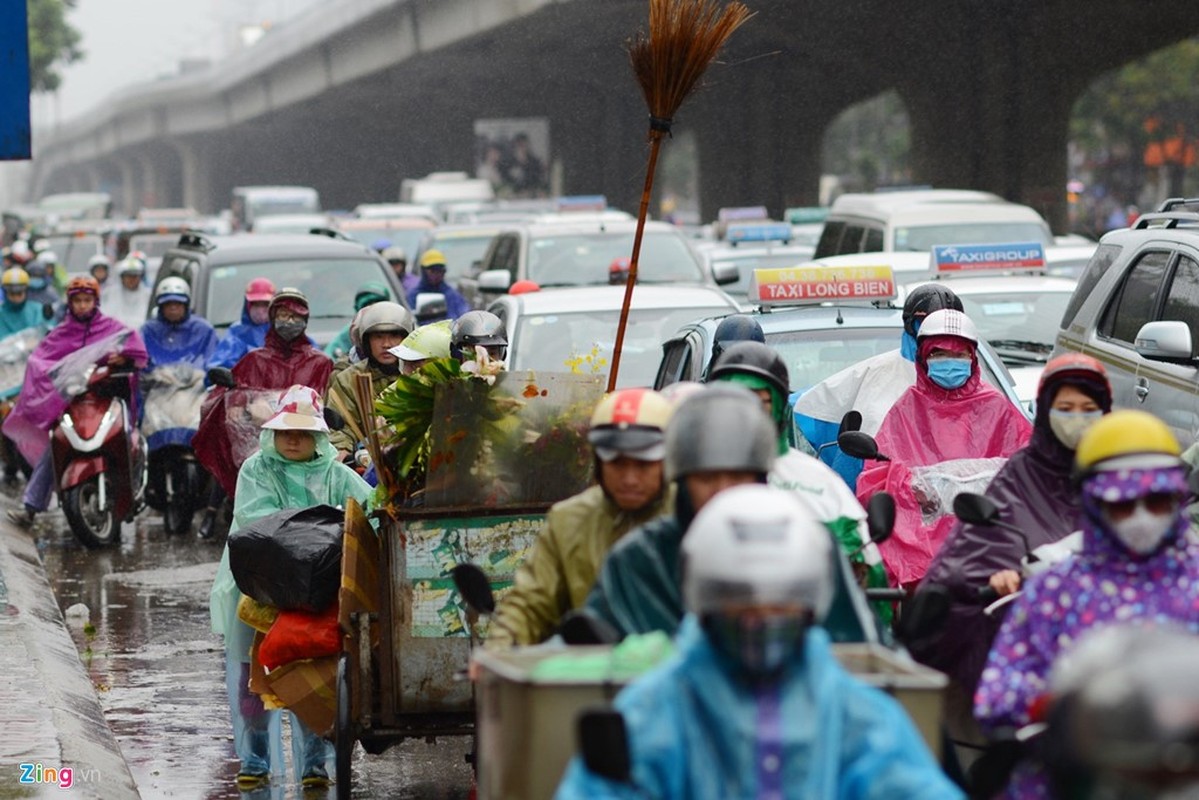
[488,285,740,389]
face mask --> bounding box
[249,306,270,325]
[1048,410,1103,450]
[274,319,306,342]
[29,278,46,291]
[702,611,809,680]
[926,357,972,390]
[1107,504,1176,555]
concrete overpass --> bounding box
[26,0,1199,231]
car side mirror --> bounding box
[578,708,633,784]
[865,492,896,546]
[1135,320,1194,362]
[953,492,1001,526]
[206,366,236,388]
[478,269,512,294]
[839,410,862,435]
[414,292,447,322]
[838,431,884,461]
[710,261,739,286]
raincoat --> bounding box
[857,337,1030,588]
[323,359,395,456]
[194,328,333,497]
[405,277,469,322]
[104,283,153,330]
[140,308,218,451]
[209,427,372,781]
[554,618,961,800]
[0,296,46,337]
[2,313,148,465]
[794,339,917,489]
[490,484,674,648]
[141,307,218,371]
[207,299,269,373]
[974,468,1199,798]
[916,373,1107,695]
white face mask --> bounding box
[1107,504,1175,555]
[1048,410,1103,450]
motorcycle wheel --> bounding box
[162,463,196,535]
[335,652,354,800]
[63,476,119,548]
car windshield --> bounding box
[205,258,391,329]
[430,233,497,281]
[894,222,1051,252]
[710,251,814,299]
[513,305,731,388]
[341,227,431,261]
[765,327,898,391]
[958,290,1074,364]
[127,234,179,259]
[45,234,104,273]
[527,231,704,286]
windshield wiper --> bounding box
[989,339,1053,354]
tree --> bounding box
[27,0,83,93]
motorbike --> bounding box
[141,363,210,534]
[50,364,147,548]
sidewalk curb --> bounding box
[0,524,139,799]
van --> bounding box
[231,186,321,232]
[399,172,495,218]
[814,189,1053,258]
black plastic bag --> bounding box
[229,504,343,613]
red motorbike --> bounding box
[50,365,148,547]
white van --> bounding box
[814,189,1054,258]
[231,186,321,232]
[399,172,495,219]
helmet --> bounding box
[371,238,392,252]
[683,485,833,617]
[245,277,276,303]
[269,287,309,317]
[707,341,789,400]
[903,284,963,337]
[389,320,453,362]
[509,279,540,295]
[66,275,101,300]
[450,310,507,360]
[1037,353,1111,407]
[261,385,329,433]
[117,256,145,277]
[608,257,631,285]
[357,301,415,342]
[87,254,110,273]
[9,240,31,264]
[587,388,673,461]
[419,249,448,270]
[155,276,191,306]
[31,238,49,254]
[353,282,391,312]
[2,267,29,288]
[916,308,979,345]
[1075,410,1182,475]
[381,246,406,263]
[39,250,59,266]
[23,259,47,279]
[710,315,765,363]
[666,384,776,480]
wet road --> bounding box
[10,489,473,800]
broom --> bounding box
[607,0,753,392]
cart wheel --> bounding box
[335,652,353,800]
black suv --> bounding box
[150,231,408,346]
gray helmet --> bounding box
[666,384,776,481]
[451,310,507,360]
[357,301,415,342]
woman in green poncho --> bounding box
[208,385,372,789]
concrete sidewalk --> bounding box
[0,520,138,799]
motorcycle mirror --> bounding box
[42,302,54,321]
[865,492,896,545]
[323,406,346,431]
[838,410,862,436]
[206,366,236,389]
[953,493,1001,526]
[894,583,952,646]
[838,431,883,461]
[451,563,496,616]
[578,708,633,784]
[559,610,622,646]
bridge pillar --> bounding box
[115,158,138,218]
[175,140,212,214]
[135,153,160,210]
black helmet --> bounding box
[451,310,508,360]
[706,341,789,400]
[666,384,776,480]
[902,284,963,337]
[710,314,765,363]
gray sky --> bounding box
[37,0,321,124]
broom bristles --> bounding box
[628,0,754,122]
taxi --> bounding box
[902,241,1079,406]
[700,219,816,304]
[654,263,1028,446]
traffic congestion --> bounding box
[5,174,1199,800]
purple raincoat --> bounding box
[2,311,148,464]
[915,373,1109,695]
[974,465,1199,798]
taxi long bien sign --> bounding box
[1,0,32,160]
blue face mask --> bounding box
[927,357,972,389]
[28,278,46,291]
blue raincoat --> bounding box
[209,427,372,782]
[206,299,269,372]
[555,617,961,800]
[0,297,46,337]
[405,277,469,322]
[140,308,219,449]
[141,306,218,371]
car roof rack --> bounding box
[308,226,352,241]
[177,231,215,253]
[1132,210,1199,230]
[1156,197,1199,213]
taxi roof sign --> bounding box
[717,206,768,224]
[555,195,607,212]
[751,264,897,307]
[785,206,829,224]
[931,241,1047,274]
[726,221,792,243]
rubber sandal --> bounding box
[235,772,269,789]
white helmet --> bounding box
[32,238,50,254]
[683,484,832,619]
[155,276,191,306]
[39,250,59,265]
[117,256,145,277]
[916,308,979,345]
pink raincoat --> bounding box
[856,335,1030,588]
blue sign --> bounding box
[931,241,1046,274]
[726,221,792,243]
[1,0,32,160]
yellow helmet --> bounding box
[419,249,448,270]
[1074,410,1182,474]
[1,267,29,287]
[588,388,673,460]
